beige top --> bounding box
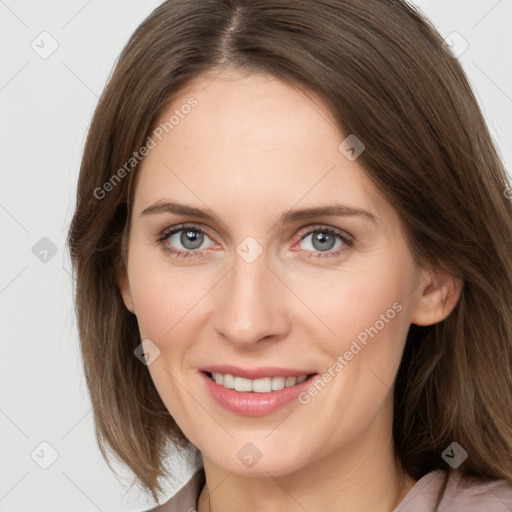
[145,467,512,511]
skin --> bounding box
[117,68,462,512]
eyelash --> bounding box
[156,223,354,260]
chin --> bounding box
[202,440,310,477]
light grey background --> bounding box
[1,1,511,511]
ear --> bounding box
[410,263,463,327]
[116,263,136,314]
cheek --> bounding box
[294,265,413,439]
[127,244,213,343]
[127,259,209,429]
[297,255,416,406]
[300,261,413,349]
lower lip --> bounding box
[200,372,318,417]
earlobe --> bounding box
[116,264,136,314]
[410,265,463,327]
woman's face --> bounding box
[119,69,433,476]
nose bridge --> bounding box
[213,246,288,345]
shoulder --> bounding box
[143,467,512,512]
[439,469,512,511]
[395,469,512,512]
[143,468,206,512]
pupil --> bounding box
[181,230,204,250]
[313,232,335,251]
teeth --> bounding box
[271,376,285,391]
[234,376,252,392]
[285,376,296,387]
[210,373,309,393]
[253,377,272,393]
[222,373,235,389]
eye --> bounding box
[158,224,215,258]
[296,226,353,258]
[157,223,353,260]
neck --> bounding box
[197,397,416,512]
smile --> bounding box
[200,370,319,417]
[207,372,309,393]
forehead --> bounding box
[132,69,391,225]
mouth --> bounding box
[199,364,320,416]
[203,371,317,393]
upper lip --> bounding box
[200,365,317,380]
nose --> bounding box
[212,248,291,347]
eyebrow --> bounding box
[140,200,377,225]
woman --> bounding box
[67,1,512,511]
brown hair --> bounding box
[67,0,512,502]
